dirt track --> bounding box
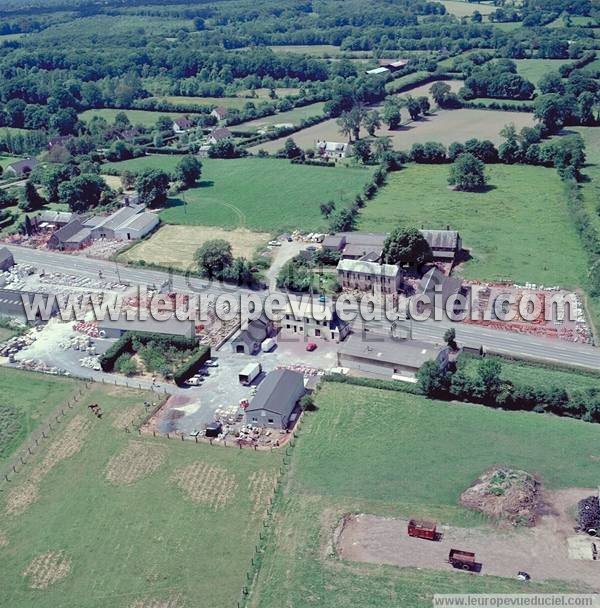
[337,489,600,590]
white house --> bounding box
[316,140,351,160]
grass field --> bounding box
[0,155,26,169]
[469,97,534,108]
[459,355,600,393]
[359,163,587,286]
[513,59,571,87]
[104,157,372,232]
[119,225,271,270]
[439,0,496,16]
[249,383,598,607]
[234,101,326,131]
[249,107,534,154]
[0,369,281,608]
[266,44,343,56]
[0,369,83,461]
[79,108,200,128]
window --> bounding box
[268,418,274,424]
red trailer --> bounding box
[448,549,477,571]
[407,519,437,540]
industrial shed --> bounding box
[337,335,448,380]
[245,369,305,429]
[0,247,15,272]
[98,315,196,339]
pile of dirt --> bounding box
[460,467,540,526]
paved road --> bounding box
[0,179,26,190]
[6,244,600,371]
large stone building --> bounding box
[279,297,349,343]
[336,259,402,294]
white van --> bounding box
[261,338,275,352]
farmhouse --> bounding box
[323,232,386,261]
[211,106,228,122]
[47,218,92,251]
[4,158,39,178]
[316,140,351,160]
[33,210,75,229]
[337,258,402,294]
[0,247,15,272]
[337,334,449,380]
[421,229,462,263]
[230,316,274,355]
[208,127,233,145]
[0,288,58,320]
[172,116,193,134]
[378,59,408,71]
[98,314,196,339]
[280,297,350,343]
[416,267,466,316]
[245,369,305,429]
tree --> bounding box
[135,169,170,208]
[417,360,448,397]
[363,110,381,136]
[374,136,393,161]
[448,153,487,192]
[113,112,131,129]
[320,201,336,218]
[0,189,18,209]
[58,174,108,213]
[498,123,521,164]
[121,170,136,190]
[280,138,303,159]
[382,99,401,130]
[533,93,573,133]
[175,156,202,188]
[328,208,356,232]
[406,96,421,121]
[443,327,458,350]
[19,180,45,212]
[195,239,233,279]
[477,358,503,401]
[337,112,354,141]
[417,96,430,115]
[353,139,371,164]
[382,226,432,267]
[430,82,451,106]
[155,115,174,132]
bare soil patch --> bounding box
[105,441,166,485]
[22,550,71,589]
[248,470,278,519]
[5,415,91,517]
[5,481,40,516]
[460,468,540,526]
[130,595,183,608]
[171,462,237,510]
[111,405,145,430]
[119,225,271,271]
[336,488,600,590]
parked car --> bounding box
[205,359,219,367]
[318,294,326,303]
[306,342,317,352]
[185,377,202,386]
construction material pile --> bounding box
[73,321,99,337]
[460,467,540,527]
[17,358,68,375]
[0,331,37,358]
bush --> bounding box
[116,353,138,377]
[173,345,211,386]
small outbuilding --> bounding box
[245,369,305,429]
[0,247,15,272]
[230,317,273,355]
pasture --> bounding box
[234,101,326,131]
[0,370,281,608]
[0,369,82,461]
[79,109,200,128]
[438,0,497,16]
[359,163,587,286]
[266,44,343,56]
[119,225,271,270]
[249,108,534,154]
[513,59,572,87]
[249,383,598,607]
[105,157,372,232]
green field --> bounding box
[0,369,281,608]
[104,157,372,232]
[149,95,254,110]
[359,163,588,286]
[249,383,598,607]
[513,59,571,87]
[79,108,200,128]
[469,97,533,108]
[0,369,83,460]
[235,101,327,130]
[439,0,496,16]
[459,355,600,393]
